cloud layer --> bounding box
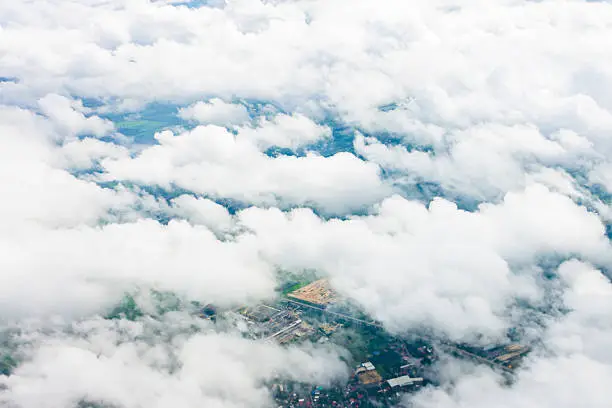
[1,0,612,407]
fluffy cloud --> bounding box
[354,123,599,200]
[178,98,251,127]
[0,219,278,320]
[1,0,611,134]
[0,315,347,408]
[3,0,612,203]
[170,194,234,235]
[411,261,612,408]
[242,113,331,150]
[238,184,610,340]
[0,105,133,229]
[38,94,114,138]
[100,123,387,214]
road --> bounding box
[280,298,513,374]
[281,298,384,328]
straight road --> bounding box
[281,298,513,373]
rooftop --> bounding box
[362,362,375,371]
[387,376,423,388]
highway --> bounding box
[281,298,384,328]
[280,298,513,374]
[437,343,513,373]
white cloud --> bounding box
[178,98,250,126]
[0,106,274,321]
[354,123,599,200]
[238,185,610,340]
[170,194,234,235]
[243,113,331,150]
[590,162,612,193]
[101,124,387,214]
[0,105,133,229]
[59,137,130,170]
[0,219,278,320]
[38,94,114,137]
[411,261,612,408]
[0,315,347,408]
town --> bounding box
[200,279,531,407]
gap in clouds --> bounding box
[76,95,612,219]
[69,97,471,217]
[53,96,607,232]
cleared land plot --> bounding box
[287,279,337,306]
[357,370,383,385]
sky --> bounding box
[1,0,612,407]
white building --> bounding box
[387,376,423,388]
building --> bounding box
[239,304,281,323]
[386,375,424,390]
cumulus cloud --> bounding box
[100,124,386,214]
[243,113,331,150]
[170,194,234,235]
[178,98,251,126]
[58,137,130,170]
[0,314,347,408]
[38,94,114,138]
[0,219,279,320]
[354,123,600,201]
[0,105,134,229]
[238,184,610,340]
[411,261,612,408]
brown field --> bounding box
[287,279,337,306]
[357,370,383,385]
